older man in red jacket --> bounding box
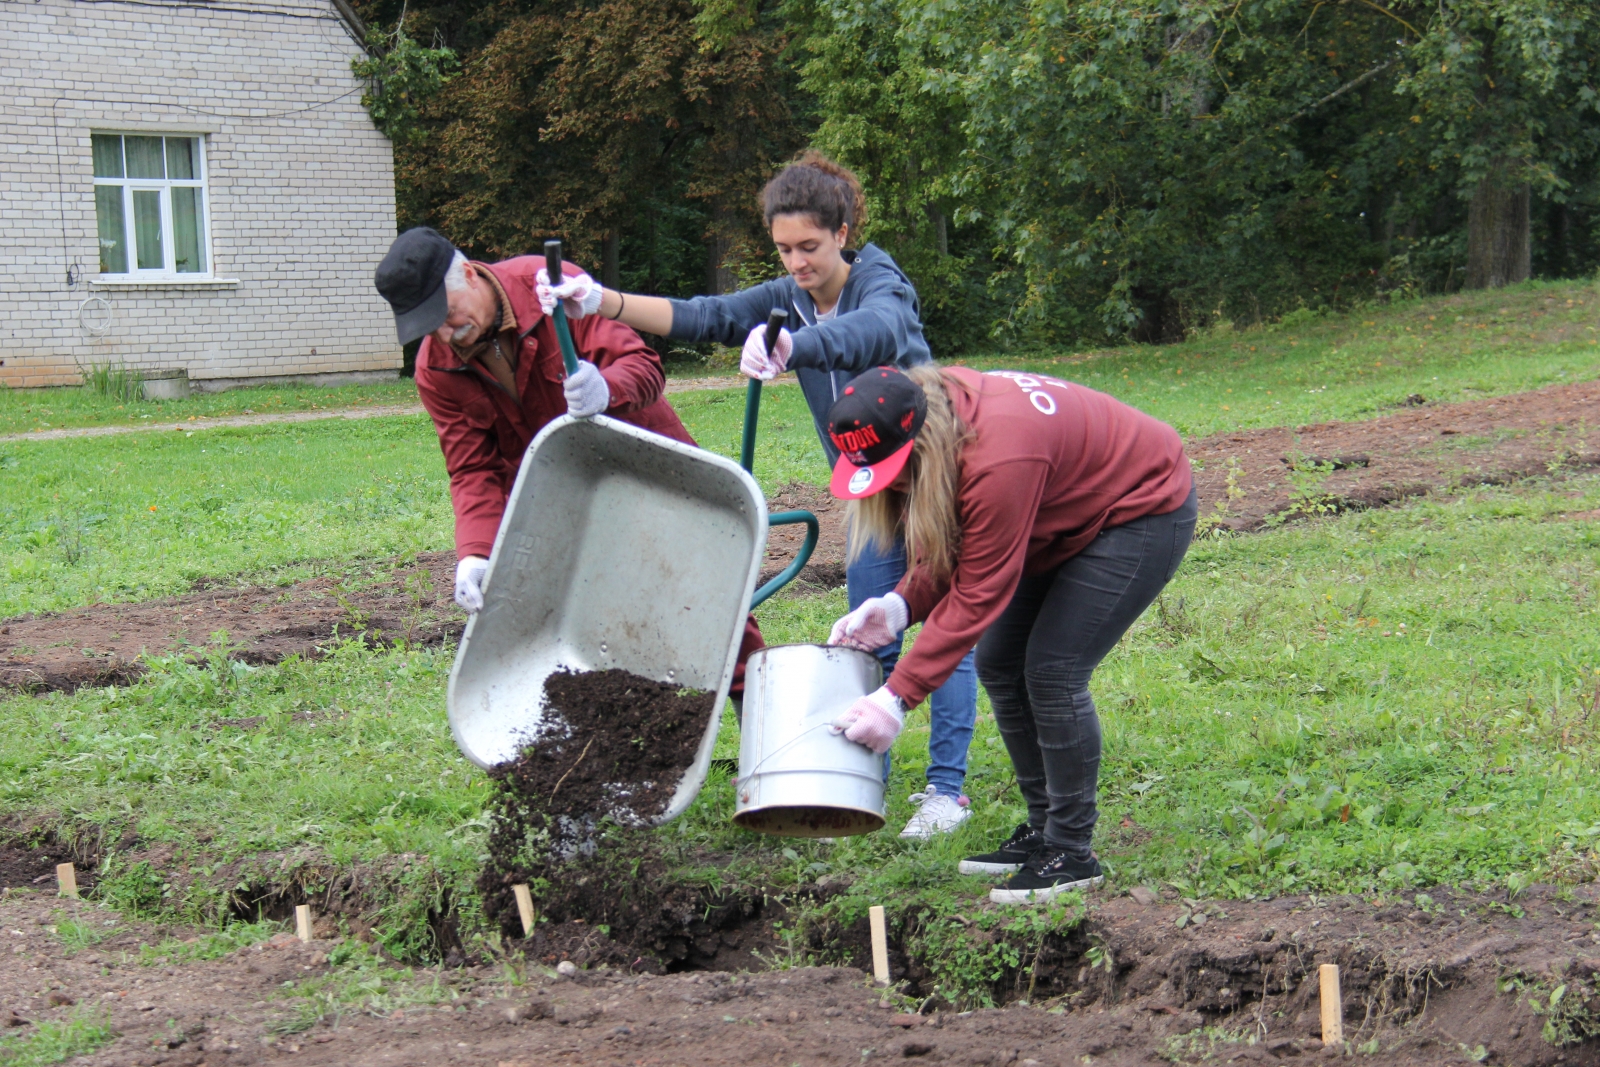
[375,227,761,689]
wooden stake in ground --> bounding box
[295,904,314,943]
[512,884,536,938]
[55,863,78,899]
[869,905,890,984]
[1319,963,1343,1046]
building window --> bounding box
[92,134,210,277]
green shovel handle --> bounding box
[741,308,817,608]
[544,240,581,378]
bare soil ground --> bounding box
[0,554,462,695]
[4,378,1595,696]
[6,877,1599,1066]
[1190,379,1600,531]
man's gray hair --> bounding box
[442,250,469,293]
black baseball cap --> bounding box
[375,227,457,344]
[825,367,928,499]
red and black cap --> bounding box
[826,367,927,499]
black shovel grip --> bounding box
[763,308,788,356]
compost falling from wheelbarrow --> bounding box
[447,296,817,844]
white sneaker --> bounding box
[898,786,971,839]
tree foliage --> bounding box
[356,0,1600,351]
[351,0,801,297]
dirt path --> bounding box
[3,878,1595,1066]
[0,377,761,444]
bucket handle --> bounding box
[735,720,857,782]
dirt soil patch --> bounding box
[760,482,849,591]
[0,553,462,694]
[6,882,1600,1066]
[1190,378,1600,530]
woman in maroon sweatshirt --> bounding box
[823,366,1197,904]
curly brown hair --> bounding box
[761,150,867,241]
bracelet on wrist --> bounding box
[608,291,626,321]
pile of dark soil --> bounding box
[759,482,848,591]
[478,669,729,967]
[489,668,715,834]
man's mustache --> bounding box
[450,322,477,344]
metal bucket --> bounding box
[733,644,886,838]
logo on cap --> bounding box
[848,468,874,494]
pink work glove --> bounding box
[739,324,792,381]
[828,593,909,652]
[830,685,906,755]
[535,267,603,320]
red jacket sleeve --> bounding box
[569,309,667,415]
[890,459,1051,706]
[415,340,512,560]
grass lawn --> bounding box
[5,276,1595,441]
[2,278,1599,997]
[3,471,1596,986]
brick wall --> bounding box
[0,0,401,388]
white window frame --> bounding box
[91,132,216,280]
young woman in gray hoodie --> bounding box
[538,152,979,840]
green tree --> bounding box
[352,0,801,301]
[351,22,460,146]
[1398,0,1600,289]
[792,0,994,352]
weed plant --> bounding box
[81,362,143,403]
[0,1013,113,1066]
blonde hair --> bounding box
[847,365,970,584]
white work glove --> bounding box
[830,685,906,755]
[535,267,604,320]
[454,556,488,614]
[739,324,793,381]
[564,360,610,418]
[828,593,909,652]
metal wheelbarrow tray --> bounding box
[447,414,767,824]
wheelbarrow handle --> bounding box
[543,239,581,378]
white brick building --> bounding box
[0,0,401,389]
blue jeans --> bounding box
[847,534,978,798]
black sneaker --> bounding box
[957,823,1043,876]
[989,849,1104,904]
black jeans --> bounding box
[975,487,1198,858]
